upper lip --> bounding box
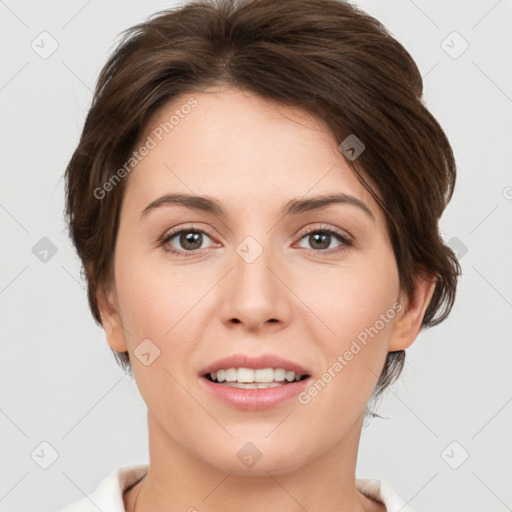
[200,353,311,376]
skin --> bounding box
[98,87,435,512]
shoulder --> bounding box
[54,464,149,512]
[356,477,421,512]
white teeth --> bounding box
[208,367,306,383]
[274,368,286,381]
[254,368,274,382]
[225,368,238,382]
[237,368,254,382]
[222,382,283,389]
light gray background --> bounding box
[1,1,511,511]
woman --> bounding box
[58,0,461,510]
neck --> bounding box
[126,411,379,512]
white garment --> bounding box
[55,464,418,512]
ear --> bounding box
[96,283,128,353]
[388,274,437,352]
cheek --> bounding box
[295,250,399,342]
[113,249,207,382]
[113,257,199,416]
[114,243,193,331]
[293,251,399,399]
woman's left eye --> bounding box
[296,228,352,253]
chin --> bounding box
[198,437,313,476]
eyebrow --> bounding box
[140,192,375,222]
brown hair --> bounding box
[64,0,461,411]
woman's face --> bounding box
[102,87,410,474]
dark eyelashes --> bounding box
[158,224,353,258]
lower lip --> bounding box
[199,376,311,411]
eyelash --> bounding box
[158,223,353,258]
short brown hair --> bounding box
[64,0,461,409]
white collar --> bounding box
[57,464,417,512]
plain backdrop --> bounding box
[1,1,511,511]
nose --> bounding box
[218,242,292,333]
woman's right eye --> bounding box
[161,229,216,256]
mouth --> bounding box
[203,368,310,389]
[198,354,312,410]
[198,353,313,411]
[199,353,312,387]
[199,369,312,411]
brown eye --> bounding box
[162,229,215,255]
[177,231,203,250]
[307,232,331,250]
[296,227,353,255]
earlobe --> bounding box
[96,284,128,353]
[388,275,437,352]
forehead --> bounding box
[123,87,384,225]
